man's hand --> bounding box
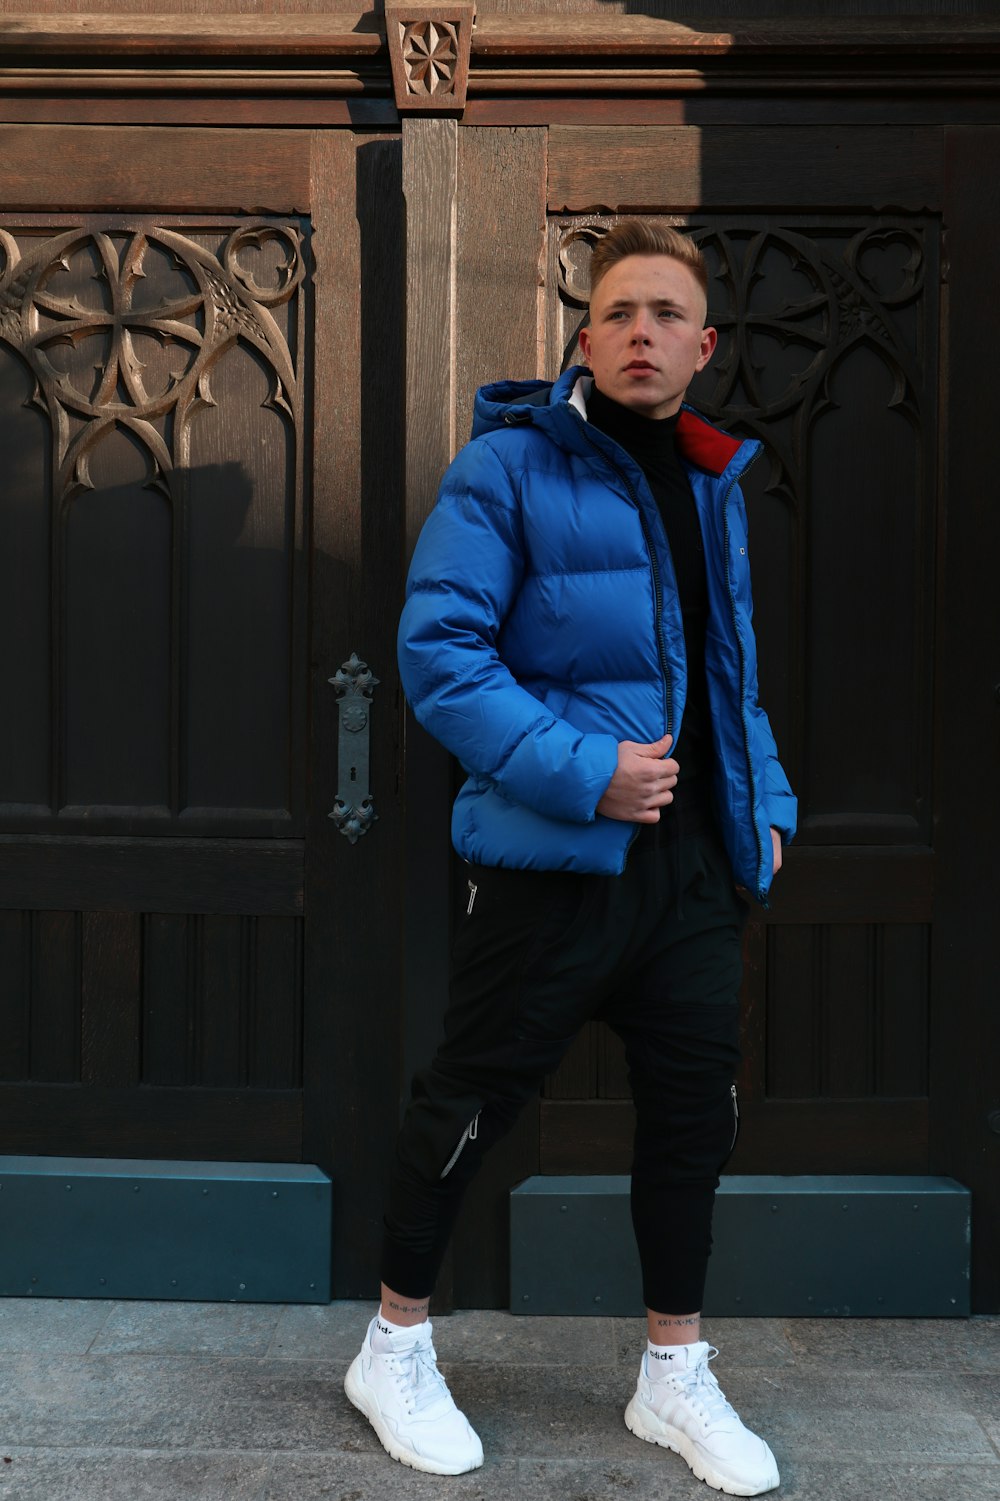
[596,732,679,823]
[771,827,782,877]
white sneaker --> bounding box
[624,1342,779,1497]
[344,1315,484,1476]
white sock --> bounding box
[646,1338,709,1375]
[371,1308,430,1352]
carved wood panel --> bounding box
[0,211,310,1160]
[0,214,307,835]
[0,908,303,1090]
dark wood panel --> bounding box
[0,1083,301,1160]
[251,916,303,1088]
[465,99,1000,128]
[0,343,49,812]
[142,913,191,1085]
[0,911,30,1082]
[4,95,1000,132]
[547,127,942,213]
[140,911,304,1089]
[30,910,80,1082]
[0,98,397,126]
[66,474,172,811]
[765,925,818,1099]
[934,124,1000,1312]
[598,1024,630,1099]
[805,328,934,829]
[738,917,767,1104]
[197,915,245,1087]
[736,1098,929,1174]
[823,925,874,1096]
[81,912,142,1087]
[877,925,928,1096]
[766,921,933,1101]
[0,126,311,211]
[184,336,302,819]
[473,70,1000,100]
[764,848,933,923]
[545,1025,593,1100]
[0,838,303,914]
[541,1098,929,1175]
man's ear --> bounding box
[578,323,592,364]
[696,324,718,371]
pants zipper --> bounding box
[440,1110,481,1179]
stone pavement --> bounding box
[0,1300,997,1500]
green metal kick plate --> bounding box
[0,1155,332,1303]
[510,1175,971,1317]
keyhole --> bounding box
[350,766,357,781]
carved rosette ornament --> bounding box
[386,4,475,113]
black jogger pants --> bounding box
[382,817,748,1313]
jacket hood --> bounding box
[472,365,758,479]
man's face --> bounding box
[578,254,717,420]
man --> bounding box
[345,220,796,1496]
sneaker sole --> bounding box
[624,1394,779,1498]
[344,1354,484,1477]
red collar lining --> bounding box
[676,410,741,476]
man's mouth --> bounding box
[624,360,656,372]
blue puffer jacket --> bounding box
[398,367,797,902]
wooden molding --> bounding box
[1,12,1000,103]
[0,12,383,57]
[3,11,998,62]
[385,4,474,113]
[467,15,1000,97]
[471,14,1000,59]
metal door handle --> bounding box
[329,653,379,843]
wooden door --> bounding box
[440,122,1000,1310]
[0,126,407,1295]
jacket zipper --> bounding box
[730,1082,740,1154]
[720,453,767,903]
[440,1111,480,1179]
[582,430,673,736]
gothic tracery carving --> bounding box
[0,219,304,502]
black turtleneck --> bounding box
[586,384,713,825]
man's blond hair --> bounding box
[588,220,708,302]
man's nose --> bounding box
[631,314,653,343]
